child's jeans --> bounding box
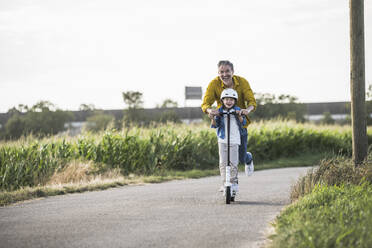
[239,128,253,165]
[218,143,239,185]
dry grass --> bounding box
[290,152,372,202]
[0,174,146,206]
[47,160,122,185]
[289,167,318,202]
[0,167,218,206]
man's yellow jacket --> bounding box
[201,75,257,127]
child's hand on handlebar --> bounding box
[240,109,250,115]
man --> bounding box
[201,60,257,176]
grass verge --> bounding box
[253,152,327,171]
[269,183,372,248]
[268,151,372,248]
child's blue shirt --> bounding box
[211,106,247,139]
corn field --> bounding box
[1,121,371,191]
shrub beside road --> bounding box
[269,152,372,248]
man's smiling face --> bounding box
[218,65,233,84]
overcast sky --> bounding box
[0,0,371,112]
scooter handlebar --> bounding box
[221,108,236,115]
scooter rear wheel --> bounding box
[226,186,231,204]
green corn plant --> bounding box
[0,121,371,191]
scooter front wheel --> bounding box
[226,186,231,204]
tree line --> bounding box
[0,92,181,140]
[1,90,371,140]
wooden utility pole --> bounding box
[350,0,367,165]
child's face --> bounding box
[222,97,236,109]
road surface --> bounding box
[0,167,310,248]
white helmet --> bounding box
[220,88,238,100]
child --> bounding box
[211,88,247,195]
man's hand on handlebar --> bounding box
[239,109,250,116]
[208,105,254,118]
[207,108,219,118]
[240,106,254,116]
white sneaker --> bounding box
[245,161,254,176]
[232,184,239,196]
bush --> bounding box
[252,93,306,122]
[3,114,27,139]
[270,145,372,248]
[84,113,115,132]
[157,110,181,124]
[2,101,73,140]
[271,183,372,248]
[320,112,335,125]
[290,151,372,201]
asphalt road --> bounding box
[0,167,310,248]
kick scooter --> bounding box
[222,108,236,204]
